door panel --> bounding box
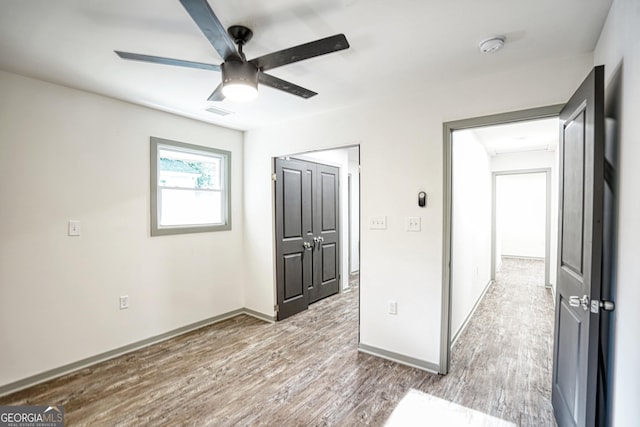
[311,163,340,303]
[321,243,337,282]
[282,168,304,238]
[276,158,340,318]
[275,159,312,320]
[555,299,582,420]
[561,111,586,275]
[303,169,314,236]
[321,172,337,231]
[552,66,605,427]
[283,254,304,300]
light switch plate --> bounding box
[370,216,387,230]
[68,220,81,236]
[389,301,398,315]
[406,217,421,232]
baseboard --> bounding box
[242,308,276,323]
[358,343,439,374]
[0,307,273,398]
[451,279,494,347]
[501,255,545,261]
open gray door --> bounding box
[552,66,610,427]
[275,158,340,320]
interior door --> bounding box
[552,66,606,427]
[275,158,340,319]
[309,163,340,303]
[275,158,314,320]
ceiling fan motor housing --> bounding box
[221,57,258,89]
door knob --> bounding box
[569,295,589,311]
[303,241,312,249]
[600,300,615,311]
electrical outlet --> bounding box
[119,295,129,310]
[388,301,398,315]
[370,216,387,230]
[406,217,421,232]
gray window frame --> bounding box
[150,137,231,236]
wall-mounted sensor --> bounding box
[418,191,427,207]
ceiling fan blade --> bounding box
[115,51,221,72]
[258,72,317,99]
[179,0,237,61]
[207,83,225,101]
[250,34,349,72]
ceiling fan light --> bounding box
[222,82,258,102]
[221,59,259,102]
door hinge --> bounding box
[272,173,277,181]
[274,304,279,312]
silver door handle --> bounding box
[312,236,324,250]
[303,241,312,249]
[600,300,615,311]
[569,295,589,311]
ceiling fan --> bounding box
[115,0,350,102]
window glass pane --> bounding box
[159,189,222,226]
[158,148,221,190]
[151,137,230,235]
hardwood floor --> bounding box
[1,262,556,426]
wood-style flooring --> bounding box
[1,261,556,426]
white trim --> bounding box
[358,344,439,373]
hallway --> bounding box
[446,257,556,426]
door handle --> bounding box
[599,300,615,311]
[312,236,324,250]
[569,295,589,311]
[302,241,312,249]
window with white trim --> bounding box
[151,137,231,235]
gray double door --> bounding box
[275,158,340,321]
[552,65,613,427]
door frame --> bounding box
[441,104,563,374]
[272,145,361,313]
[491,168,552,286]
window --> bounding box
[151,137,231,235]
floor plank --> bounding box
[1,262,556,426]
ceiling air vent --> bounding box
[205,106,233,116]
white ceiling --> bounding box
[473,118,560,156]
[0,0,612,131]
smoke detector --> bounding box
[479,36,506,53]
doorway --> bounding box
[442,105,563,373]
[493,170,552,287]
[274,146,360,321]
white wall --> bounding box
[594,0,640,425]
[496,173,546,259]
[451,130,492,340]
[0,71,245,388]
[244,53,593,365]
[491,150,559,288]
